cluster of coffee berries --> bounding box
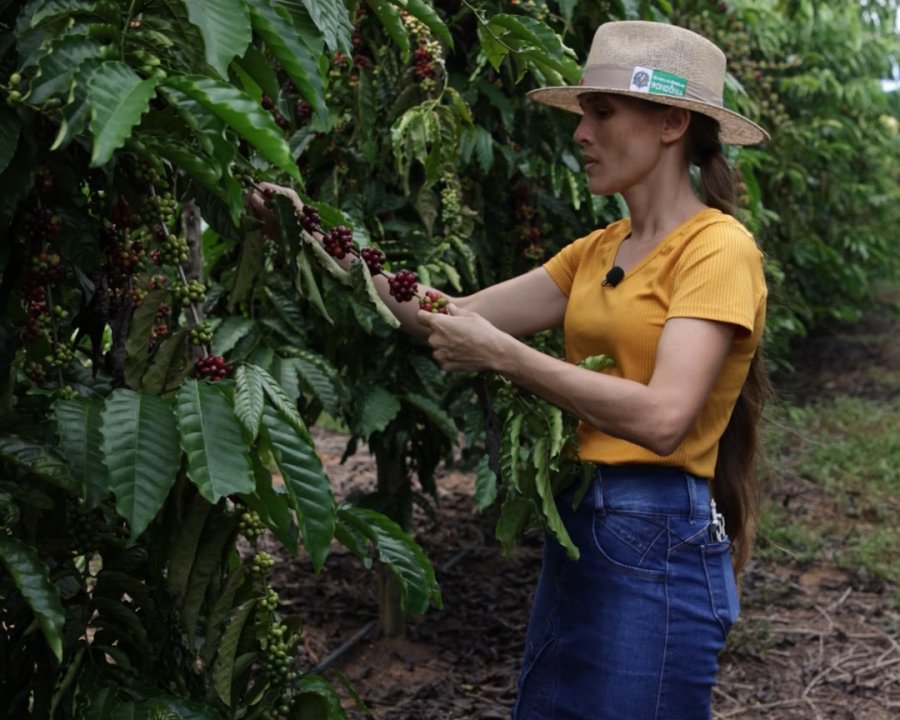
[175,279,206,306]
[6,71,22,104]
[45,344,75,369]
[419,290,449,314]
[20,251,67,345]
[260,586,279,612]
[155,230,189,266]
[194,354,230,381]
[239,510,265,543]
[132,158,163,186]
[360,246,385,274]
[189,322,213,347]
[21,207,63,244]
[298,204,320,234]
[249,550,275,577]
[312,212,453,311]
[509,0,550,21]
[295,100,312,124]
[135,191,176,228]
[30,250,65,284]
[109,238,146,277]
[388,269,418,302]
[402,12,442,92]
[322,226,354,259]
[260,623,300,718]
[351,29,372,70]
[149,303,170,350]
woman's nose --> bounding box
[572,115,590,146]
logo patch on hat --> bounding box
[630,67,687,98]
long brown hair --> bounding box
[688,112,771,573]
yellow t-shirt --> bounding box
[543,208,767,478]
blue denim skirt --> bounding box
[513,465,739,720]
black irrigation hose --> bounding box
[311,528,486,674]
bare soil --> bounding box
[272,299,900,720]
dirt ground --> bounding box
[272,300,900,720]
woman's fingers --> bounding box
[416,308,498,372]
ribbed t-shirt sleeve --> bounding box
[542,232,595,297]
[668,222,766,334]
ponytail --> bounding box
[688,112,771,573]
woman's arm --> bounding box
[419,309,735,456]
[249,183,568,338]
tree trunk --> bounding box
[373,432,412,638]
[377,565,406,638]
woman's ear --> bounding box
[660,106,692,144]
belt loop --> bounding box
[593,467,605,512]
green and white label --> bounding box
[630,67,688,98]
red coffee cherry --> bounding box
[193,355,230,381]
[298,204,321,234]
[388,269,418,302]
[322,226,354,259]
[360,247,385,274]
[419,290,449,314]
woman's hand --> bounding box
[417,304,511,372]
[246,182,303,240]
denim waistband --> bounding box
[591,465,712,520]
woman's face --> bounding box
[573,93,671,197]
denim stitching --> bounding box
[654,522,673,720]
[701,544,730,639]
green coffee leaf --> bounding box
[261,405,335,572]
[0,534,65,661]
[164,74,300,181]
[54,397,109,508]
[183,0,251,78]
[234,364,266,439]
[176,380,255,504]
[101,390,180,538]
[338,506,442,614]
[248,0,327,122]
[87,61,159,166]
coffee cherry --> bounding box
[249,550,274,576]
[360,247,385,274]
[189,322,213,346]
[176,279,206,306]
[388,269,418,302]
[419,289,449,314]
[295,100,312,123]
[261,586,279,611]
[30,251,65,284]
[239,510,264,542]
[157,233,189,265]
[296,204,320,234]
[193,354,230,381]
[322,226,354,259]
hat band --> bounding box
[580,63,722,107]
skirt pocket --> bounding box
[591,510,667,581]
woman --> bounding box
[418,22,769,719]
[257,20,769,720]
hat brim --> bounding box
[527,86,770,146]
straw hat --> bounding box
[528,21,769,146]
